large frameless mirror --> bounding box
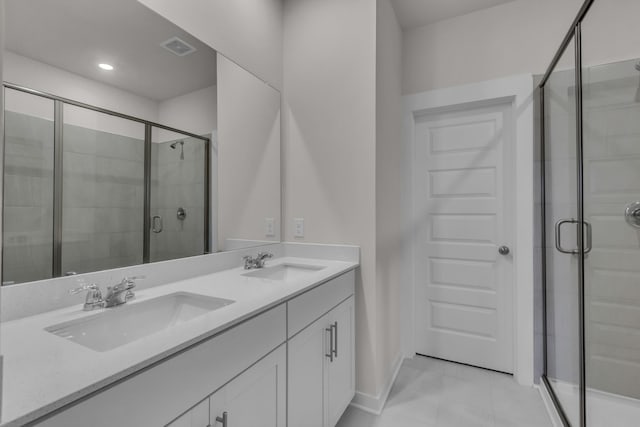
[1,0,281,286]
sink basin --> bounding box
[242,263,326,281]
[46,292,234,352]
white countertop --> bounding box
[0,256,358,426]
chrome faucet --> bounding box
[242,252,273,269]
[69,283,105,311]
[104,276,143,307]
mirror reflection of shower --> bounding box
[170,140,185,160]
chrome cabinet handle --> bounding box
[498,245,510,255]
[555,218,592,254]
[331,321,338,359]
[326,325,334,362]
[584,220,592,254]
[151,215,163,233]
[215,412,227,427]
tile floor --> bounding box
[337,355,552,427]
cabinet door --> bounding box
[210,344,286,427]
[327,296,355,427]
[166,399,209,427]
[288,312,331,427]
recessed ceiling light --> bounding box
[98,63,114,71]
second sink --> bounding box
[242,263,326,281]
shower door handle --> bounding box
[151,215,163,233]
[555,219,592,254]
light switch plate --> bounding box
[265,218,275,237]
[294,218,304,238]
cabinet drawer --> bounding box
[287,270,355,338]
[40,304,286,427]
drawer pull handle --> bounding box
[216,412,228,426]
[332,321,338,359]
[325,326,334,362]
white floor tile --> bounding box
[336,356,552,427]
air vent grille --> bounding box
[161,37,197,57]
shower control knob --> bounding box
[498,245,510,256]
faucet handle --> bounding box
[119,275,145,288]
[242,255,255,269]
[257,252,273,259]
[69,283,100,295]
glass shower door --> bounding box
[543,37,582,426]
[149,127,207,262]
[60,104,145,275]
[2,88,55,284]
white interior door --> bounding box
[413,102,514,373]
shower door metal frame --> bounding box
[538,1,594,426]
[2,82,211,277]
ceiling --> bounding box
[4,0,218,102]
[391,0,517,30]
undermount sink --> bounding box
[46,292,234,352]
[242,263,326,281]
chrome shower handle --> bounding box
[555,218,592,254]
[151,215,163,233]
[555,219,579,254]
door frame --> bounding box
[401,74,535,386]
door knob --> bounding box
[498,245,510,255]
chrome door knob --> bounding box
[498,245,510,255]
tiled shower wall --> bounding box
[3,111,206,284]
[60,124,145,276]
[3,111,54,284]
[150,138,206,262]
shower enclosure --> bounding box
[2,83,209,285]
[540,0,640,425]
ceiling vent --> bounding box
[161,37,197,57]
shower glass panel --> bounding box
[544,37,582,426]
[149,127,207,262]
[581,4,640,424]
[60,104,145,275]
[2,88,55,284]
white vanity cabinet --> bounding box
[35,269,356,427]
[288,271,356,427]
[168,345,286,427]
[208,344,286,427]
[166,399,209,427]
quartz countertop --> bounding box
[0,256,358,426]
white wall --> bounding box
[0,2,5,412]
[375,0,404,399]
[283,0,379,398]
[402,0,583,95]
[158,85,217,137]
[4,51,158,139]
[217,54,281,249]
[137,0,283,91]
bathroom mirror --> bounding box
[1,0,281,285]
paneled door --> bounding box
[413,102,514,373]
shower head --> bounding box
[170,140,185,160]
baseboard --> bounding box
[538,379,563,427]
[349,353,404,415]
